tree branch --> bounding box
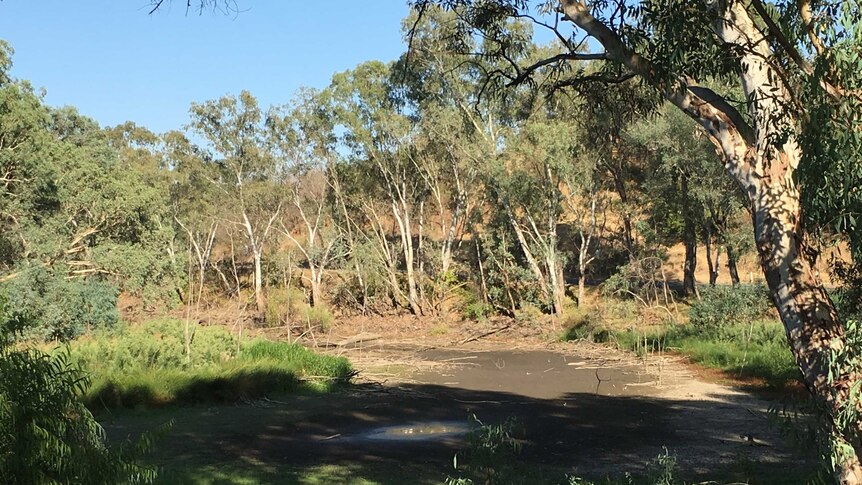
[507,51,609,86]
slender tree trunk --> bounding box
[309,266,322,308]
[505,202,550,303]
[545,249,564,316]
[681,173,698,296]
[712,246,721,286]
[610,170,634,255]
[253,250,265,315]
[703,224,719,286]
[726,245,741,286]
[393,201,422,316]
[577,235,589,306]
[475,238,490,305]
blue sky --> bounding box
[0,1,410,133]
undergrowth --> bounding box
[613,320,797,389]
[56,318,352,410]
[563,313,797,389]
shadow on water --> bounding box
[102,348,815,484]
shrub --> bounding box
[1,266,118,341]
[831,260,862,323]
[265,286,333,330]
[265,286,307,326]
[0,303,157,483]
[65,319,352,409]
[689,284,774,328]
[446,415,523,485]
[599,297,640,323]
[601,256,667,304]
[304,305,334,330]
[561,309,609,343]
[463,301,492,321]
[514,304,543,326]
[69,318,237,372]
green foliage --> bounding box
[0,303,157,484]
[831,261,862,323]
[797,2,862,263]
[1,266,119,341]
[476,232,543,314]
[463,300,493,321]
[265,286,334,330]
[264,286,307,326]
[65,319,351,409]
[688,285,774,329]
[826,317,862,476]
[241,338,352,378]
[561,310,609,344]
[615,320,798,389]
[601,256,667,304]
[69,318,236,372]
[0,46,180,307]
[513,304,544,326]
[445,415,523,485]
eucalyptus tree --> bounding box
[496,113,578,315]
[268,89,342,308]
[0,43,177,337]
[188,91,283,316]
[325,61,427,315]
[574,80,656,257]
[630,103,747,290]
[163,129,224,305]
[412,0,862,479]
[396,7,509,308]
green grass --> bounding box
[153,461,442,485]
[566,319,799,389]
[58,318,352,410]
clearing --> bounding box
[103,333,812,484]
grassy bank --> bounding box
[613,320,798,388]
[57,318,352,409]
[565,316,798,389]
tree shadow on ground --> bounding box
[104,380,816,484]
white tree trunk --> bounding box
[559,2,862,480]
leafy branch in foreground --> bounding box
[0,305,160,484]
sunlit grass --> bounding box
[566,318,798,389]
[55,319,352,410]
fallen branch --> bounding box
[458,324,511,345]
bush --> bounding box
[265,286,307,326]
[66,319,352,409]
[688,284,774,328]
[1,266,118,341]
[831,259,862,323]
[0,303,157,483]
[514,304,543,326]
[445,415,523,485]
[265,286,333,330]
[614,320,798,388]
[463,301,492,321]
[601,256,667,304]
[70,318,237,372]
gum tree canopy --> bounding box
[403,0,862,481]
[150,0,862,480]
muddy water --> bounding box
[359,421,469,442]
[346,348,662,445]
[412,349,662,399]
